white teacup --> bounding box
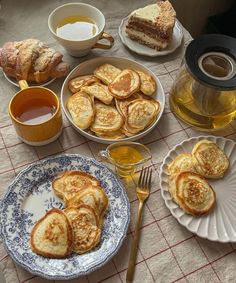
[48,3,114,57]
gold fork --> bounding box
[126,167,152,283]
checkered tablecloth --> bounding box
[1,1,236,283]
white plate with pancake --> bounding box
[61,56,165,144]
[0,154,130,280]
[119,17,183,57]
[160,135,236,243]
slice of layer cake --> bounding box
[126,1,176,50]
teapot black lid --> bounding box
[185,34,236,90]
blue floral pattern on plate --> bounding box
[0,154,130,280]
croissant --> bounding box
[0,38,70,83]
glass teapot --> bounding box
[169,34,236,131]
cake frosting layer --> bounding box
[126,28,169,50]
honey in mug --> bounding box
[56,15,98,41]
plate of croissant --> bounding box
[0,38,70,87]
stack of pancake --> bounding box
[167,140,229,216]
[67,63,160,139]
[30,171,108,258]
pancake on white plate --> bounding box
[81,82,113,105]
[90,102,123,133]
[168,153,196,176]
[109,69,140,99]
[94,63,121,85]
[137,70,156,96]
[175,171,216,216]
[66,92,94,130]
[69,75,100,93]
[192,140,229,178]
[126,99,158,131]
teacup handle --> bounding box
[18,80,29,90]
[93,32,114,50]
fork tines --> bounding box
[138,167,152,189]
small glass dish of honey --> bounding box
[98,142,152,177]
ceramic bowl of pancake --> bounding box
[61,56,165,144]
[160,135,236,243]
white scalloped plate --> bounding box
[160,135,236,243]
[119,17,183,57]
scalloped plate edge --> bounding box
[159,135,236,243]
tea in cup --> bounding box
[48,3,114,57]
[8,80,62,146]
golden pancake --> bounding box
[192,140,229,178]
[90,102,123,132]
[64,205,101,254]
[115,93,142,118]
[68,75,100,93]
[94,64,121,85]
[137,70,156,96]
[126,99,157,131]
[52,171,100,202]
[81,82,113,105]
[66,91,94,130]
[93,129,126,139]
[30,208,73,258]
[139,93,160,113]
[109,69,140,99]
[67,186,109,218]
[168,176,180,205]
[120,125,137,136]
[168,153,196,176]
[175,171,216,216]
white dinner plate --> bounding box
[3,71,56,88]
[61,56,165,144]
[119,17,183,57]
[160,135,236,243]
[0,154,130,280]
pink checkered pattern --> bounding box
[1,2,236,282]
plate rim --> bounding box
[60,56,165,144]
[118,16,183,57]
[2,71,56,88]
[159,135,236,243]
[0,153,131,280]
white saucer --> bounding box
[119,17,183,57]
[3,72,56,88]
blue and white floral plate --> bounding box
[0,154,130,280]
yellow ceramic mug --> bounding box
[8,80,62,146]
